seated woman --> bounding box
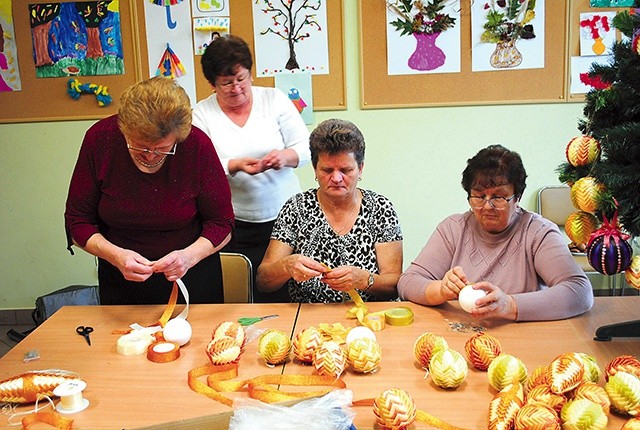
[398,144,594,321]
[256,119,403,302]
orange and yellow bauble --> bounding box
[565,211,599,245]
[313,340,346,379]
[626,255,640,290]
[293,326,323,364]
[413,331,448,370]
[565,135,601,167]
[258,329,291,366]
[464,331,502,371]
[570,177,604,213]
[373,388,416,430]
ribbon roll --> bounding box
[116,331,154,356]
[384,307,414,326]
[361,313,386,331]
[147,342,180,363]
[53,380,90,414]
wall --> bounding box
[0,0,586,309]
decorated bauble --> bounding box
[258,330,291,366]
[527,384,567,415]
[565,135,601,167]
[626,256,640,290]
[458,284,486,313]
[347,337,381,373]
[487,383,524,430]
[345,326,377,349]
[570,177,603,213]
[292,326,323,364]
[487,354,528,392]
[605,355,640,382]
[572,381,611,415]
[526,365,550,392]
[633,27,640,55]
[605,371,640,416]
[622,417,640,430]
[373,388,416,430]
[548,352,585,394]
[212,321,246,348]
[429,348,468,389]
[413,332,448,370]
[313,341,346,379]
[514,403,560,430]
[464,331,502,371]
[162,318,192,346]
[586,215,632,275]
[576,352,601,383]
[565,211,599,245]
[205,336,242,365]
[560,398,608,430]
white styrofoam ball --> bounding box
[458,285,486,313]
[163,318,192,346]
[346,326,377,348]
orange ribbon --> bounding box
[21,411,73,430]
[147,342,181,363]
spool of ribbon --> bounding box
[53,380,89,414]
[361,313,386,331]
[147,342,181,363]
[384,307,414,326]
[116,331,155,356]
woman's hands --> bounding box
[230,149,299,175]
[321,266,370,292]
[470,282,518,321]
[283,254,329,283]
[440,266,469,300]
[151,250,193,282]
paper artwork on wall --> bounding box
[471,0,545,72]
[0,0,21,91]
[193,16,229,55]
[29,1,124,78]
[570,55,612,94]
[191,0,227,17]
[590,0,634,6]
[275,70,313,125]
[580,12,617,56]
[252,0,329,77]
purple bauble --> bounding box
[587,233,632,275]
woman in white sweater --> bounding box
[193,35,310,302]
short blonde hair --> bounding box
[118,77,192,143]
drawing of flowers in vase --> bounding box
[480,0,536,69]
[387,0,457,71]
[580,13,614,56]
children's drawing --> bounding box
[192,0,227,17]
[580,12,616,56]
[150,0,182,30]
[156,43,186,78]
[193,16,229,55]
[29,1,124,78]
[275,70,313,124]
[0,1,22,92]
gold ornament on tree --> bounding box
[565,211,599,246]
[565,135,601,167]
[570,177,604,213]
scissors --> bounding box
[237,314,279,326]
[76,325,94,346]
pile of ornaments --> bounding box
[563,135,639,287]
[205,321,246,365]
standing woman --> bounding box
[193,35,311,303]
[65,77,234,305]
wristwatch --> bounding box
[365,272,374,291]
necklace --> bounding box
[135,155,167,168]
[318,191,361,235]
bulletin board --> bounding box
[0,0,141,123]
[359,1,569,108]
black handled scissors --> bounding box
[76,325,94,346]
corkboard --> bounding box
[359,1,569,108]
[0,0,141,123]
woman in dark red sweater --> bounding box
[65,77,234,305]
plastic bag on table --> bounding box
[229,388,356,430]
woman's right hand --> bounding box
[229,157,264,175]
[284,254,328,283]
[440,266,469,300]
[114,249,154,281]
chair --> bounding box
[220,252,253,303]
[537,185,619,294]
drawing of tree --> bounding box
[255,0,322,70]
[75,1,110,59]
[29,3,61,67]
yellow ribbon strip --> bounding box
[345,289,414,330]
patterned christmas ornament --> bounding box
[293,326,324,364]
[548,352,585,394]
[313,340,346,379]
[258,329,291,366]
[487,354,528,392]
[347,337,381,373]
[487,383,524,430]
[622,417,640,430]
[464,331,502,371]
[205,336,242,365]
[429,348,468,389]
[605,355,640,382]
[514,403,560,430]
[566,135,601,167]
[626,256,640,290]
[565,211,599,245]
[212,321,246,348]
[572,382,611,415]
[0,371,81,403]
[605,371,640,416]
[413,332,448,370]
[560,398,608,430]
[586,212,632,275]
[576,352,601,383]
[373,388,417,430]
[570,177,603,213]
[526,365,550,392]
[527,384,567,415]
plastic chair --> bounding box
[537,185,619,294]
[220,252,253,303]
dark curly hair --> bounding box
[461,145,527,199]
[201,35,253,85]
[309,119,365,168]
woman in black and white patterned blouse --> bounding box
[256,119,403,303]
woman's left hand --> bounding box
[260,149,289,171]
[469,282,518,321]
[151,251,192,282]
[321,266,368,292]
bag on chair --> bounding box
[32,284,100,326]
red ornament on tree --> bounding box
[586,211,632,275]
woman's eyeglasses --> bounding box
[467,195,515,210]
[127,143,177,156]
[216,71,251,92]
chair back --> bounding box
[220,252,253,303]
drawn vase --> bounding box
[408,32,446,71]
[489,39,523,69]
[592,37,606,55]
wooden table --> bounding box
[1,298,640,429]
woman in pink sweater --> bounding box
[398,145,593,321]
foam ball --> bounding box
[429,348,468,389]
[560,398,608,430]
[162,318,192,346]
[565,135,600,167]
[212,321,246,348]
[373,388,416,430]
[465,331,502,371]
[548,352,585,394]
[458,284,486,313]
[313,341,346,378]
[565,211,599,245]
[345,326,377,349]
[205,336,241,365]
[487,354,528,392]
[413,332,448,370]
[626,256,640,290]
[258,329,291,366]
[347,337,381,373]
[570,177,603,213]
[292,326,323,364]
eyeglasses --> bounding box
[127,143,177,156]
[216,71,251,92]
[467,195,516,210]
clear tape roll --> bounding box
[53,380,89,414]
[116,331,154,356]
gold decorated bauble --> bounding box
[565,211,599,245]
[548,352,585,394]
[605,355,640,382]
[626,256,640,290]
[527,384,567,415]
[526,365,550,392]
[464,331,502,371]
[313,340,346,379]
[293,326,323,364]
[487,383,524,430]
[258,329,291,366]
[487,354,528,392]
[570,177,604,213]
[205,335,242,365]
[373,388,416,430]
[572,381,611,415]
[514,403,560,430]
[413,332,448,370]
[347,337,381,373]
[605,371,640,416]
[565,135,601,167]
[576,352,601,383]
[621,417,640,430]
[211,321,246,348]
[429,348,468,389]
[560,398,608,430]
